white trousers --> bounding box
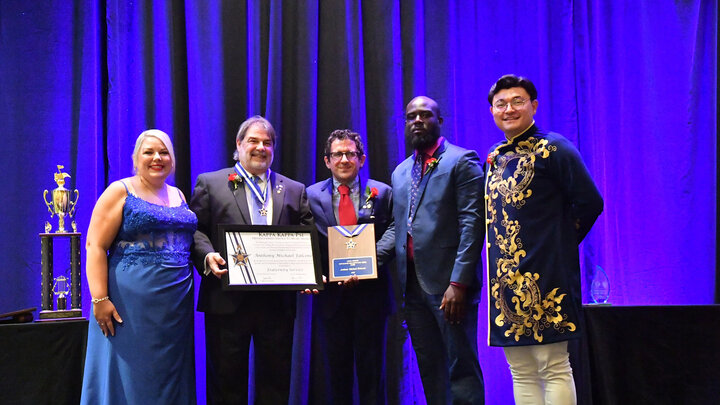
[503,340,577,405]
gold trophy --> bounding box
[43,165,79,233]
[39,165,83,320]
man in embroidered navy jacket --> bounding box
[378,96,485,404]
[307,129,394,404]
[485,74,603,404]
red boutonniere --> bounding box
[487,151,499,166]
[228,173,243,190]
[363,186,379,206]
[424,157,440,175]
[362,186,379,216]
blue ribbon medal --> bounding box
[334,224,368,249]
[234,162,270,216]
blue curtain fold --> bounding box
[0,0,716,404]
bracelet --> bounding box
[91,296,110,304]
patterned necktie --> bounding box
[407,153,424,233]
[250,176,267,225]
[337,184,357,225]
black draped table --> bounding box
[1,308,718,404]
[576,305,720,405]
[0,319,88,405]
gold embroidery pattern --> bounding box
[490,138,555,209]
[487,137,575,343]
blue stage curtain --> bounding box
[0,0,715,404]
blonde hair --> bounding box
[132,129,176,174]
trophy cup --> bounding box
[39,165,83,321]
[43,165,79,233]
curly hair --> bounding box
[324,129,365,157]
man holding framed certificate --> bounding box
[306,129,394,404]
[189,116,314,405]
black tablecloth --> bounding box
[1,308,718,404]
[580,305,720,405]
[0,319,88,405]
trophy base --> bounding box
[37,309,84,321]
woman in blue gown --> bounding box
[81,129,198,404]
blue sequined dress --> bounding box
[81,188,198,404]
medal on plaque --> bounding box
[327,223,377,282]
[39,165,83,321]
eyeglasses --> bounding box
[328,151,362,160]
[493,97,529,111]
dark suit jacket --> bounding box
[379,139,484,298]
[189,167,313,315]
[307,178,394,319]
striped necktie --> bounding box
[407,153,424,234]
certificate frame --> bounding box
[218,224,324,291]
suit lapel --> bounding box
[357,178,367,223]
[231,176,251,224]
[358,179,380,242]
[320,178,338,226]
[270,172,284,225]
[398,158,412,221]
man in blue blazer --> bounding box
[379,96,485,404]
[189,116,313,405]
[307,129,394,404]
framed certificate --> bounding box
[327,223,377,282]
[218,225,323,291]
